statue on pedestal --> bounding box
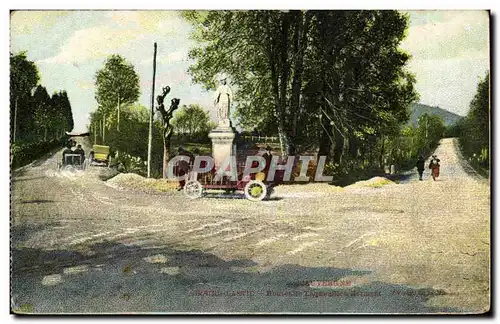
[209,73,236,168]
[213,74,233,128]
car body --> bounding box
[59,152,86,171]
[89,145,110,166]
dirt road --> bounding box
[10,138,490,314]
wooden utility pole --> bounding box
[147,42,157,178]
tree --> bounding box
[305,11,417,163]
[95,54,140,132]
[184,11,290,153]
[10,52,39,142]
[415,113,445,153]
[124,103,150,124]
[50,92,65,138]
[172,104,213,136]
[184,10,417,159]
[155,86,181,178]
[460,71,490,168]
[50,91,74,138]
[467,72,489,150]
[88,103,166,177]
[32,85,52,141]
[59,91,74,132]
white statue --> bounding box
[213,73,233,128]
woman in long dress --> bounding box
[214,75,232,126]
[428,154,441,181]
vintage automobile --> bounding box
[58,131,90,171]
[180,157,285,202]
[88,144,111,167]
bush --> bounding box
[112,152,147,177]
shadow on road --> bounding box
[201,193,283,201]
[11,239,460,314]
[11,222,62,245]
[387,173,413,184]
[13,176,48,183]
[20,199,56,204]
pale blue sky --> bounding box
[10,10,489,132]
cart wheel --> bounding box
[183,180,203,199]
[244,180,267,201]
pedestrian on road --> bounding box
[74,145,85,165]
[429,154,441,181]
[416,155,425,181]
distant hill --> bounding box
[409,103,464,127]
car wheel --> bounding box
[183,180,203,199]
[244,180,267,201]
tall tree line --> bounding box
[184,10,418,167]
[10,52,74,143]
[459,71,490,170]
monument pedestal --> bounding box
[209,126,236,168]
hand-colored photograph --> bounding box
[10,10,490,314]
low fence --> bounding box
[241,135,279,143]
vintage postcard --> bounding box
[10,10,490,314]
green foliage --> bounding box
[94,54,140,130]
[185,10,418,158]
[443,121,463,138]
[11,138,64,169]
[113,152,147,176]
[459,71,490,171]
[33,85,52,139]
[379,114,444,171]
[414,114,445,152]
[91,54,151,174]
[322,112,445,182]
[125,102,150,123]
[88,101,214,178]
[10,51,74,143]
[171,104,214,138]
[10,52,39,142]
[10,52,39,101]
[89,103,165,177]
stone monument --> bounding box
[209,74,236,168]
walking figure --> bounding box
[416,155,425,181]
[428,154,441,181]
